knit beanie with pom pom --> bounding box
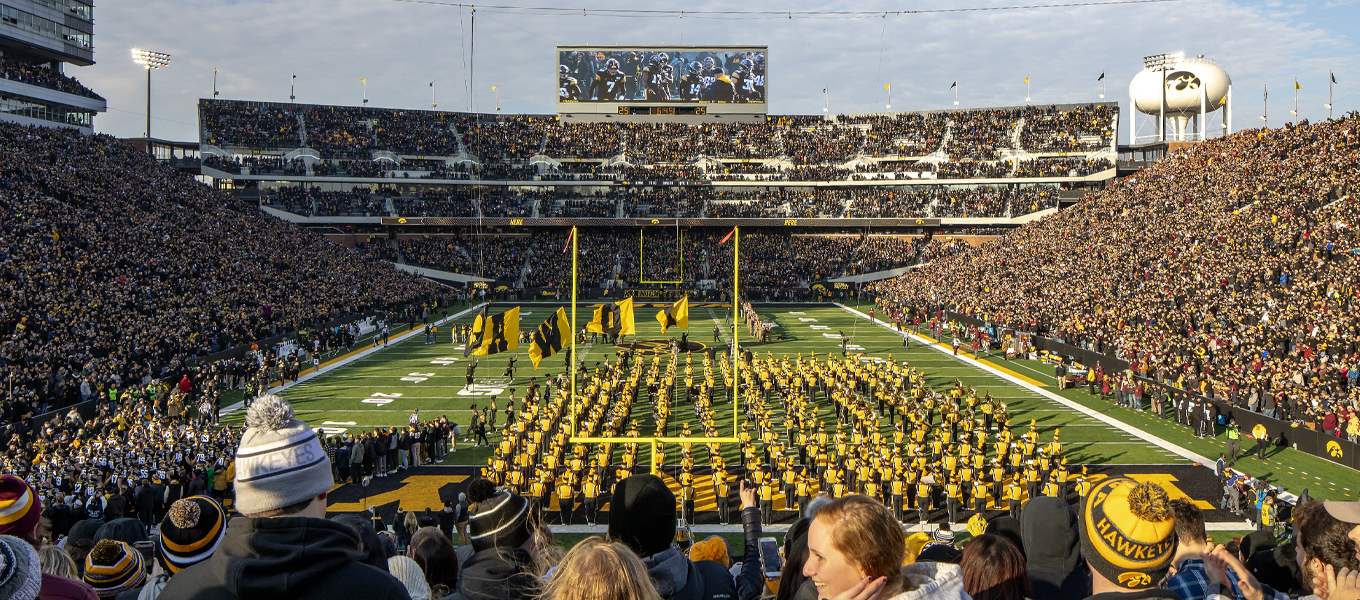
[233,394,334,515]
[1079,477,1176,590]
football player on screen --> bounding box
[678,62,705,101]
[732,58,763,102]
[559,65,583,101]
[752,54,766,101]
[590,58,628,101]
[644,53,674,101]
[701,56,719,89]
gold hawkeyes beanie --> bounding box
[1079,477,1176,590]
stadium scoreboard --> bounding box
[557,45,767,117]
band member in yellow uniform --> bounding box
[715,471,732,525]
[679,471,696,525]
[758,478,774,525]
[891,474,906,522]
[556,474,575,525]
[972,478,989,515]
[582,475,600,526]
[916,477,932,524]
[529,474,547,522]
[1075,474,1093,505]
[945,477,963,526]
[1007,479,1024,520]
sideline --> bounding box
[218,303,488,416]
[834,303,1215,467]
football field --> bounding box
[255,301,1182,465]
[223,300,1356,528]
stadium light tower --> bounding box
[131,49,171,141]
[1142,52,1182,142]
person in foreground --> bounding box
[1077,477,1178,600]
[159,395,411,600]
[540,537,661,600]
[802,494,969,600]
[608,473,766,600]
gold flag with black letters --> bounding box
[528,307,570,369]
[656,296,689,334]
[465,306,520,357]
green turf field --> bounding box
[234,300,1356,510]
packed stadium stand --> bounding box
[873,115,1360,419]
[197,99,1115,290]
[0,121,440,415]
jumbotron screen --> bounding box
[558,46,766,104]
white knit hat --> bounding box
[233,395,334,515]
[0,535,41,600]
[387,555,432,600]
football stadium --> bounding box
[2,1,1359,599]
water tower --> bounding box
[1128,52,1232,143]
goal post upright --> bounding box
[570,226,578,438]
[732,226,739,438]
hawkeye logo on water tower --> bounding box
[1165,71,1202,92]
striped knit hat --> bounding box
[234,395,334,515]
[156,496,226,573]
[0,475,41,538]
[1079,477,1175,590]
[469,492,531,551]
[83,539,146,598]
[0,535,41,600]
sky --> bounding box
[77,0,1360,145]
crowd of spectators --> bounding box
[304,105,373,157]
[876,115,1360,429]
[200,100,1115,169]
[392,237,474,274]
[0,56,102,100]
[948,108,1025,161]
[1013,157,1113,178]
[374,110,462,155]
[524,230,628,287]
[200,100,301,149]
[262,185,389,217]
[393,189,478,217]
[202,155,308,176]
[479,190,546,218]
[395,235,533,281]
[849,112,950,156]
[0,121,437,420]
[546,197,617,218]
[1020,103,1117,153]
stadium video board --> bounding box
[558,46,766,105]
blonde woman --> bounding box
[541,537,661,600]
[38,545,78,580]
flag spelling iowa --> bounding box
[587,297,636,336]
[656,296,689,334]
[528,307,570,369]
[464,306,519,357]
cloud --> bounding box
[80,0,1358,142]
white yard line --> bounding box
[218,303,488,416]
[835,303,1216,467]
